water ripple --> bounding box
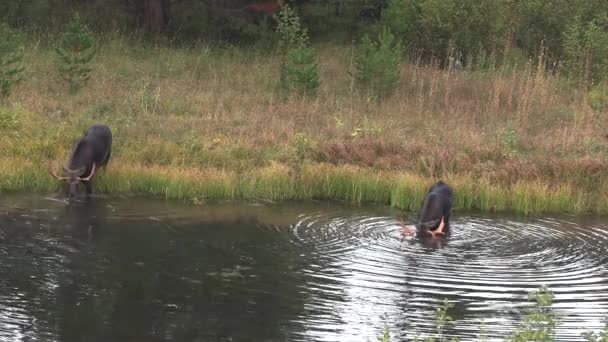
[290,211,608,341]
[1,196,607,341]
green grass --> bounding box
[0,157,602,215]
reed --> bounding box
[0,157,603,215]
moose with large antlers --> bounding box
[48,124,112,199]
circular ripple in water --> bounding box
[290,212,608,342]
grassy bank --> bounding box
[1,36,607,214]
[0,158,595,214]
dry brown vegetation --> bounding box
[1,38,608,213]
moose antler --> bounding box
[48,161,69,180]
[78,163,96,181]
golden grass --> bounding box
[1,36,607,214]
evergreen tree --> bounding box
[56,14,96,93]
[0,23,25,99]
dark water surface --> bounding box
[0,195,607,341]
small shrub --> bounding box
[563,16,608,85]
[378,324,391,342]
[275,5,320,96]
[587,86,608,111]
[276,5,308,52]
[500,121,519,154]
[510,287,557,342]
[0,23,25,99]
[584,320,608,342]
[56,13,96,92]
[412,299,459,342]
[355,27,402,100]
[292,132,318,170]
[283,45,320,95]
[351,117,382,138]
[0,107,19,130]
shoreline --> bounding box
[0,158,598,215]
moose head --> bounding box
[48,161,96,198]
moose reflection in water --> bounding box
[48,124,112,200]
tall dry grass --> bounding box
[1,36,607,214]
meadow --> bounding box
[1,35,607,214]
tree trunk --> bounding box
[143,0,165,33]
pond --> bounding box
[0,195,607,341]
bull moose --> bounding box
[402,181,454,239]
[48,124,112,198]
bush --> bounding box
[510,287,557,342]
[380,0,418,48]
[276,4,308,52]
[587,86,608,111]
[378,0,508,65]
[276,5,320,96]
[584,321,608,342]
[56,14,96,93]
[563,16,608,84]
[355,27,402,100]
[0,107,19,130]
[0,23,25,99]
[282,44,320,95]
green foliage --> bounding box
[276,5,309,53]
[0,23,25,99]
[434,299,455,340]
[510,287,557,342]
[291,132,318,171]
[283,45,320,95]
[563,15,608,84]
[0,0,59,28]
[513,0,572,56]
[0,107,19,130]
[276,5,320,96]
[500,121,519,154]
[587,86,608,111]
[355,27,402,99]
[412,299,459,342]
[379,0,508,64]
[584,320,608,342]
[351,116,382,138]
[56,14,96,93]
[378,324,391,342]
[380,0,418,47]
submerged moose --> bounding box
[48,124,112,199]
[403,181,454,239]
[46,123,454,240]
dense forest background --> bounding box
[2,0,608,84]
